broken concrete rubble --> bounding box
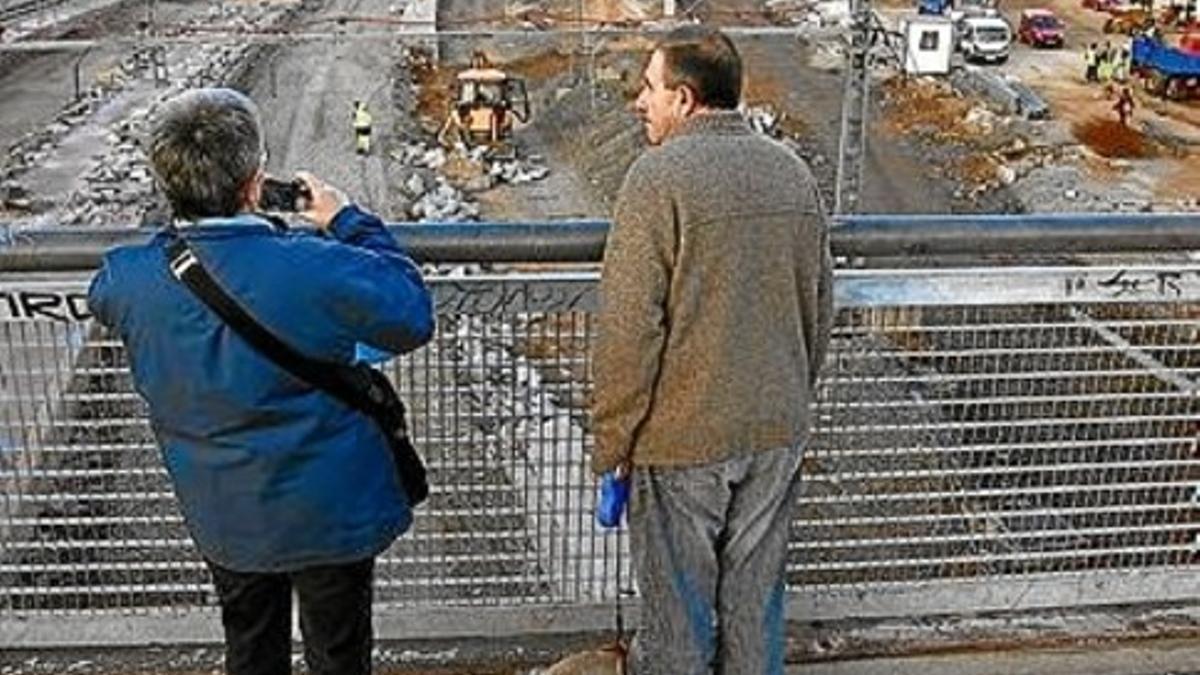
[490,159,551,185]
[390,130,553,222]
[404,173,430,198]
[875,72,1194,214]
[744,104,785,137]
[409,180,480,223]
[964,106,997,135]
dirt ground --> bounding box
[432,0,984,216]
[990,0,1199,202]
[862,0,1200,209]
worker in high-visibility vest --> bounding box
[1097,45,1116,95]
[352,100,373,155]
[1113,47,1130,83]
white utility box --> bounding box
[901,16,954,75]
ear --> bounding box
[676,84,699,117]
[241,167,264,211]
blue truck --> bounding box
[918,0,998,16]
[1131,33,1200,100]
[919,0,953,15]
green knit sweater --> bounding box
[592,110,833,473]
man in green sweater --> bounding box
[591,26,833,675]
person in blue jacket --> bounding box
[87,87,435,675]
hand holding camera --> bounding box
[295,171,349,231]
[258,172,349,231]
[258,177,311,213]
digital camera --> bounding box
[258,177,310,212]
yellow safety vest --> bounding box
[354,107,372,132]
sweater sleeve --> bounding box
[591,158,675,475]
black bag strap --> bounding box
[164,236,403,432]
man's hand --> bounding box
[296,171,349,231]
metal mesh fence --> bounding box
[801,301,1199,589]
[0,267,1197,640]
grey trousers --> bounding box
[629,444,805,675]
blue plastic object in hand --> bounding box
[596,470,630,528]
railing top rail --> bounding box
[1,213,1199,272]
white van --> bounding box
[957,15,1012,63]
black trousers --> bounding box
[205,557,375,675]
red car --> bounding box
[1081,0,1120,11]
[1181,30,1200,55]
[1018,8,1066,47]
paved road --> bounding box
[0,0,133,152]
[0,0,223,227]
[0,0,411,223]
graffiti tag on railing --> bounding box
[1064,269,1198,299]
[434,279,596,315]
[0,290,91,322]
[0,279,599,322]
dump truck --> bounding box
[918,0,953,16]
[1131,32,1200,98]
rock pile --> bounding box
[1014,163,1156,213]
[883,72,1199,213]
[61,41,268,226]
[744,104,830,165]
[391,141,552,223]
[744,104,783,136]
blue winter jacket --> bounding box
[87,205,435,572]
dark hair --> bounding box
[148,88,263,221]
[655,26,742,110]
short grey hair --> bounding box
[148,88,263,221]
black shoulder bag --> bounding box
[164,237,429,506]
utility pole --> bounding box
[833,0,873,215]
[145,0,168,86]
[570,0,582,85]
[73,47,93,100]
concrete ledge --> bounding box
[790,638,1200,675]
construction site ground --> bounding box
[874,0,1198,210]
[1,0,1199,674]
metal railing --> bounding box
[3,213,1200,270]
[1,214,1199,648]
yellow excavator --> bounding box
[437,53,530,159]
